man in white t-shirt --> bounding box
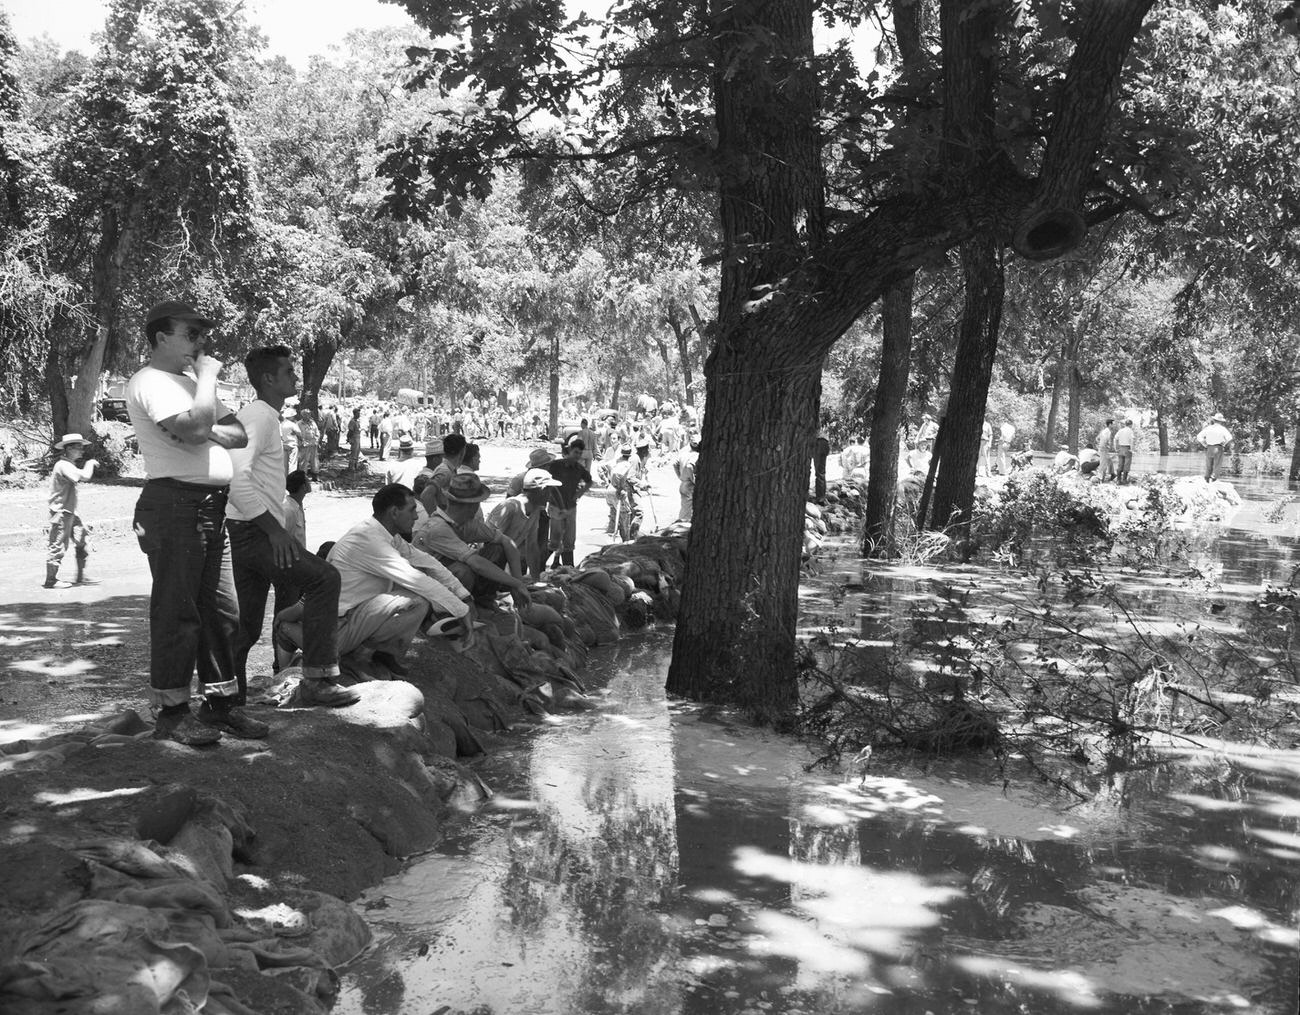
[227,346,357,710]
[384,435,424,489]
[1196,413,1233,481]
[1096,418,1116,482]
[127,300,257,747]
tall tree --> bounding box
[380,0,1279,717]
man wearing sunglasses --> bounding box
[127,300,265,747]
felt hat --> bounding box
[1210,412,1226,423]
[398,435,414,449]
[522,468,562,491]
[55,433,88,449]
[144,300,214,330]
[619,443,633,455]
[527,448,555,467]
[446,473,491,503]
[425,438,444,455]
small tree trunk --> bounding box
[863,274,915,553]
[610,371,623,411]
[1043,347,1065,449]
[44,338,69,439]
[667,307,695,407]
[1157,409,1170,455]
[929,234,1004,532]
[547,327,560,439]
[299,339,337,416]
[1290,412,1300,482]
[1066,360,1082,454]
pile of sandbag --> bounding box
[818,480,868,534]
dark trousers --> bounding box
[132,480,240,708]
[228,520,341,697]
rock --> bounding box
[333,681,425,730]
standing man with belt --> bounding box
[127,300,265,746]
[226,345,358,710]
[1196,413,1233,481]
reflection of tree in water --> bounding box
[495,671,683,1011]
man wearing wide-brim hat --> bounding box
[1196,412,1233,482]
[413,472,532,608]
[44,433,99,589]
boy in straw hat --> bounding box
[45,434,99,588]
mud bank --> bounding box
[0,531,689,1015]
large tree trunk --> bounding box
[929,234,1004,531]
[667,339,822,720]
[661,0,1156,717]
[863,275,915,553]
[667,306,695,407]
[667,0,826,720]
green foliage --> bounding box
[971,469,1114,565]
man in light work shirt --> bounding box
[1096,418,1116,482]
[45,433,98,588]
[226,346,357,709]
[1196,413,1233,481]
[1113,419,1135,484]
[328,484,473,675]
[127,300,257,747]
[414,473,531,607]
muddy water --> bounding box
[337,638,1298,1013]
[337,468,1299,1014]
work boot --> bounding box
[73,555,100,586]
[43,564,61,589]
[153,706,222,747]
[298,678,361,707]
[197,698,270,739]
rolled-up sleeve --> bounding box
[397,540,471,613]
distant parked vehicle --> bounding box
[99,397,130,422]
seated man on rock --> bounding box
[323,483,475,675]
[413,473,532,609]
[489,467,561,579]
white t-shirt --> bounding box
[1000,422,1015,442]
[126,366,233,485]
[385,455,425,490]
[1196,423,1232,447]
[1115,426,1135,448]
[228,400,287,524]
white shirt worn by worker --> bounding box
[227,400,287,526]
[125,366,234,485]
[1115,425,1135,448]
[328,516,470,620]
[1196,422,1233,447]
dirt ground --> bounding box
[0,439,697,1015]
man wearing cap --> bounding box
[545,438,594,567]
[414,473,531,607]
[45,433,99,588]
[676,434,700,523]
[420,432,467,514]
[127,299,259,747]
[226,346,358,711]
[607,443,644,539]
[384,435,424,489]
[328,484,474,673]
[280,407,301,476]
[489,467,560,578]
[1196,413,1233,481]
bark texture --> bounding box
[863,275,915,553]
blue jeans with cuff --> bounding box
[133,480,240,708]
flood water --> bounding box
[337,463,1299,1015]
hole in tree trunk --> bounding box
[1013,209,1087,262]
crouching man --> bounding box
[413,473,532,609]
[326,484,474,675]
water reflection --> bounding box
[339,467,1299,1014]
